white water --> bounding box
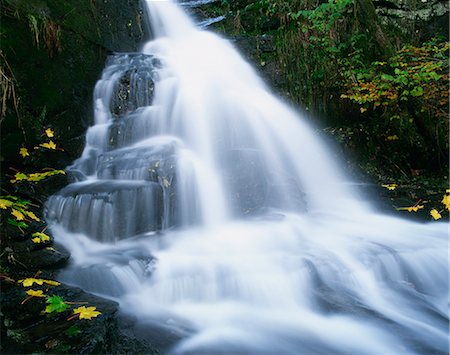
[46,1,449,353]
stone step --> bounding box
[46,180,163,242]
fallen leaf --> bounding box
[0,199,13,209]
[31,232,50,243]
[430,209,442,220]
[73,306,101,320]
[26,289,46,297]
[441,194,450,211]
[46,295,69,313]
[397,205,424,212]
[45,128,54,138]
[382,184,397,191]
[39,141,57,150]
[19,278,45,287]
[20,147,30,157]
[11,209,25,221]
[25,211,40,222]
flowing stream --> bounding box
[46,1,448,354]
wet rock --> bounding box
[0,283,160,354]
[12,243,70,271]
[109,54,160,117]
[373,0,449,38]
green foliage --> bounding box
[45,295,70,313]
[10,169,65,184]
[0,195,40,230]
[341,40,449,116]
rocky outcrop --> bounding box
[1,0,151,169]
[373,0,449,39]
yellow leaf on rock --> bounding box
[430,209,442,220]
[0,199,13,209]
[19,278,45,287]
[43,280,61,286]
[45,128,54,138]
[397,205,424,212]
[441,194,450,211]
[19,278,60,287]
[73,306,101,320]
[25,211,40,221]
[386,135,399,141]
[26,289,46,297]
[20,147,30,157]
[11,209,25,221]
[31,232,50,243]
[39,141,57,150]
[382,184,397,191]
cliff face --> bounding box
[1,0,150,169]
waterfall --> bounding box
[46,1,448,353]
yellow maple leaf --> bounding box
[0,199,13,209]
[25,211,40,222]
[382,184,397,191]
[430,209,442,220]
[45,128,54,138]
[19,147,30,157]
[73,306,101,320]
[39,141,57,150]
[407,205,424,212]
[386,135,399,141]
[441,194,450,211]
[397,205,424,212]
[11,209,25,221]
[43,280,61,286]
[19,278,45,287]
[26,289,46,297]
[31,232,50,243]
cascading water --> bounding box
[46,1,448,353]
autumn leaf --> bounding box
[441,193,450,211]
[382,184,397,191]
[19,278,45,287]
[31,232,50,244]
[26,289,46,298]
[25,211,40,222]
[11,209,25,221]
[45,128,54,138]
[386,135,399,141]
[10,172,28,183]
[430,209,442,220]
[0,199,13,209]
[19,278,60,287]
[396,205,424,212]
[46,296,69,313]
[73,306,101,320]
[43,279,61,286]
[20,147,30,157]
[39,141,57,150]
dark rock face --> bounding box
[0,0,151,169]
[0,283,160,354]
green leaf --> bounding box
[45,296,69,313]
[429,71,441,80]
[65,325,81,337]
[381,74,395,81]
[7,218,29,228]
[410,86,424,97]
